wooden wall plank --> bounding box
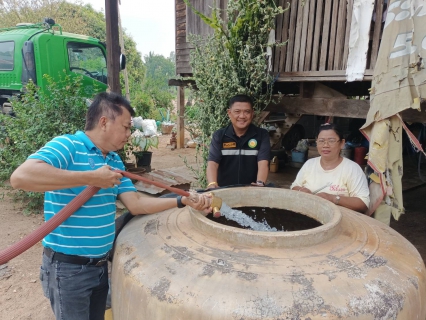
[319,0,333,71]
[177,61,192,68]
[176,67,191,74]
[333,0,347,70]
[187,0,215,36]
[278,1,291,73]
[342,0,353,69]
[327,0,340,70]
[370,0,384,69]
[176,0,190,75]
[285,0,298,72]
[311,0,324,71]
[298,0,310,71]
[176,42,193,50]
[176,15,186,25]
[176,1,186,10]
[176,54,191,62]
[273,0,285,73]
[304,0,316,71]
[292,1,304,71]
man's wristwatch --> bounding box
[256,180,265,186]
[335,195,341,205]
[177,196,186,208]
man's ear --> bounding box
[227,108,232,117]
[99,116,108,130]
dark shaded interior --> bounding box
[207,206,322,231]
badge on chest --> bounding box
[223,142,237,148]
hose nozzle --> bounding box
[209,193,222,218]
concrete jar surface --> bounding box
[111,188,426,319]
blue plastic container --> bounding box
[291,150,307,163]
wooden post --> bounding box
[105,0,121,94]
[118,0,130,101]
[177,86,185,149]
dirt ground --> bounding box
[0,133,425,320]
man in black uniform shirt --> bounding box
[206,94,270,189]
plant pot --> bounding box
[136,151,152,167]
[161,123,174,134]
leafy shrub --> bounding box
[0,73,91,212]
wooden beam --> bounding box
[105,0,121,94]
[266,97,369,118]
[266,96,426,123]
[177,87,185,149]
[273,69,374,82]
[168,78,196,87]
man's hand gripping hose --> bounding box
[0,169,223,265]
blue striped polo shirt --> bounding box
[28,131,136,258]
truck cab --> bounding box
[0,20,109,114]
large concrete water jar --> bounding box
[111,188,426,319]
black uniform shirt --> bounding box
[208,124,270,186]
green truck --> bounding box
[0,19,117,114]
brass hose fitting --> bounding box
[208,192,222,218]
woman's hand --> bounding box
[316,192,334,202]
[298,186,312,194]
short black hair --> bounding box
[85,92,135,131]
[228,94,254,109]
[317,123,344,140]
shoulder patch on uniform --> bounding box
[223,142,236,148]
[248,139,257,148]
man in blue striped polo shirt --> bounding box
[10,92,212,320]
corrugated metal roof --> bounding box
[133,169,192,195]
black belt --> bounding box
[43,247,109,267]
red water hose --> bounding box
[0,170,191,265]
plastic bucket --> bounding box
[291,150,307,163]
[354,147,368,165]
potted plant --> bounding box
[129,130,159,167]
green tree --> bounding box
[132,52,176,119]
[144,52,176,92]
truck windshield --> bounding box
[67,42,107,84]
[0,41,14,71]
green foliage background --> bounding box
[133,52,176,119]
[0,74,89,211]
